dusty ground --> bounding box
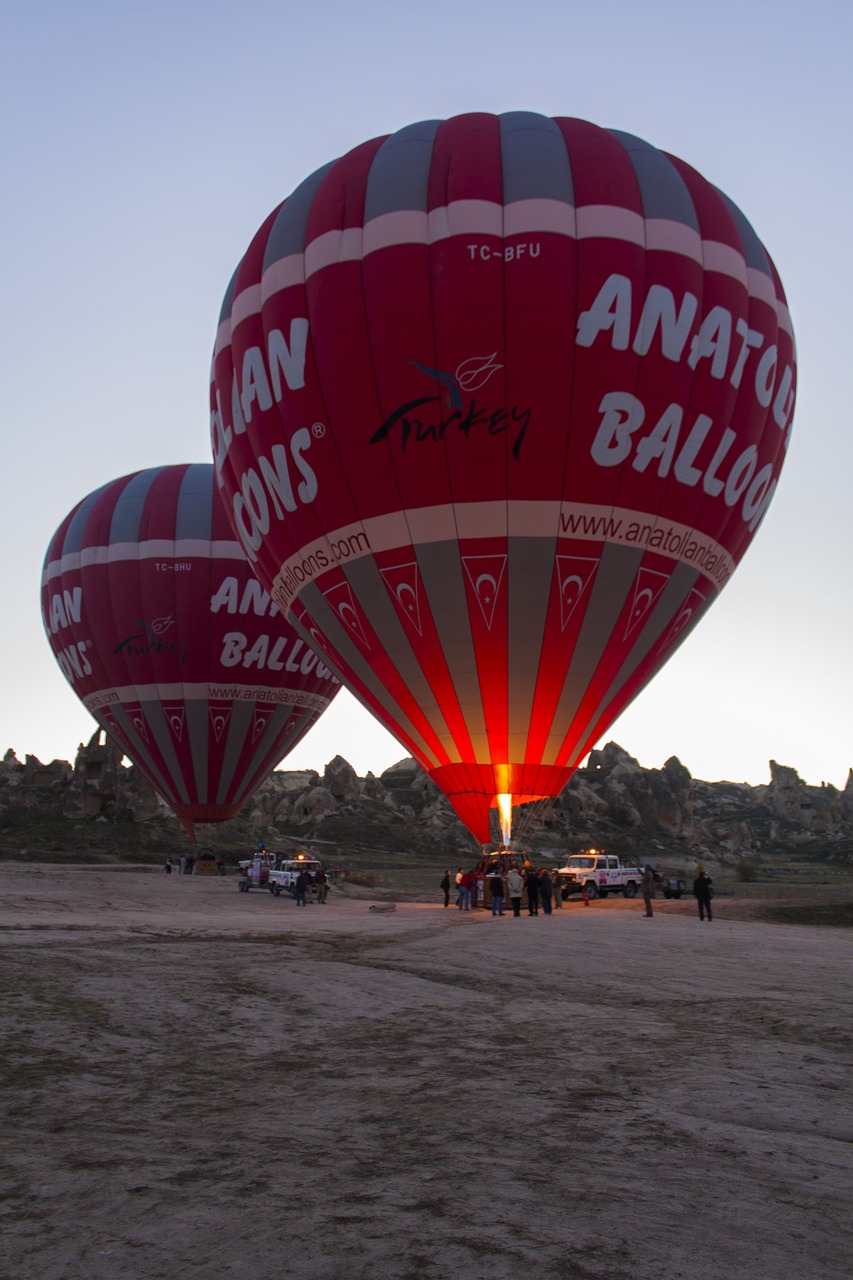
[0,866,850,1280]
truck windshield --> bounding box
[568,857,595,869]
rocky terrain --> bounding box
[2,733,853,875]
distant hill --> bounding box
[2,738,853,877]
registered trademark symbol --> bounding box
[311,421,326,438]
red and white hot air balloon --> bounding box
[210,112,796,844]
[42,463,339,838]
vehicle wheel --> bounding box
[599,888,608,898]
[674,890,682,899]
[623,882,637,898]
[585,882,598,899]
[272,885,281,896]
[289,886,297,899]
[664,889,672,899]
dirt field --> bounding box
[1,865,850,1280]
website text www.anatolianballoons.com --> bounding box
[268,502,735,617]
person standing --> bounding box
[526,867,540,916]
[294,869,309,907]
[316,866,328,903]
[693,869,714,922]
[552,868,563,909]
[454,867,464,908]
[641,865,655,918]
[459,868,473,911]
[440,870,451,908]
[539,868,553,915]
[164,857,172,876]
[489,867,505,916]
[507,865,524,918]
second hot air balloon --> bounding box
[210,112,796,843]
[42,463,339,838]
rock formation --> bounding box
[2,735,852,870]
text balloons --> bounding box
[210,112,796,842]
[42,464,339,838]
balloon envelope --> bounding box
[210,113,796,842]
[42,464,340,837]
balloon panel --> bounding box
[42,464,339,836]
[211,112,796,842]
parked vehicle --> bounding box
[268,853,324,898]
[237,853,273,892]
[661,876,688,899]
[556,850,643,899]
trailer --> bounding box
[237,853,273,892]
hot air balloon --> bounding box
[210,112,796,845]
[42,463,339,838]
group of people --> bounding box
[164,854,226,876]
[442,863,565,917]
[640,864,714,920]
[442,861,716,921]
[164,854,195,875]
[294,866,328,906]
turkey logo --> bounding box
[409,354,504,408]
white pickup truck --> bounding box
[267,854,324,897]
[556,850,643,900]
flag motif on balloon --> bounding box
[210,112,796,842]
[42,464,339,838]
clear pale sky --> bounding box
[3,0,851,788]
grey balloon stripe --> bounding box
[296,578,443,770]
[108,703,184,805]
